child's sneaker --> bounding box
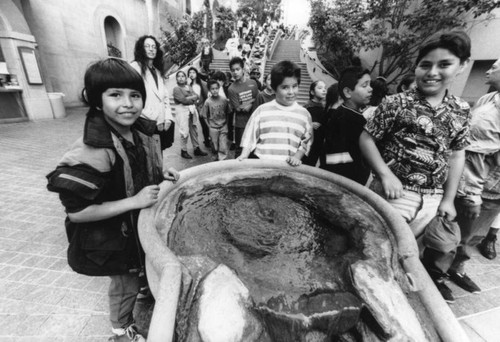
[108,324,146,342]
[433,278,455,303]
[137,285,152,300]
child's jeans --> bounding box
[450,197,500,274]
[109,273,141,330]
[209,125,228,160]
[370,179,442,237]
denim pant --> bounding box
[209,125,228,160]
[109,273,141,329]
[450,198,500,273]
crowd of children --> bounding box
[46,26,500,341]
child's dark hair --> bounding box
[229,57,244,69]
[416,30,471,65]
[82,58,146,110]
[338,66,371,101]
[309,80,322,100]
[207,79,219,89]
[325,83,340,110]
[397,73,416,93]
[270,60,301,91]
[212,70,226,83]
[133,35,163,76]
[369,77,388,106]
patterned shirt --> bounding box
[241,100,313,161]
[364,89,470,189]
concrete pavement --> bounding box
[0,108,499,341]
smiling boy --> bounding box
[238,60,313,166]
[321,66,372,184]
[359,31,472,302]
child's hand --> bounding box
[380,173,403,199]
[133,185,160,208]
[157,123,164,131]
[437,199,457,221]
[462,204,481,220]
[312,122,322,130]
[286,156,302,167]
[164,167,180,182]
[237,155,247,161]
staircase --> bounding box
[266,40,311,105]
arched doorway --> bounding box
[104,16,123,58]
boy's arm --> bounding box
[359,130,403,199]
[68,185,160,223]
[438,149,465,221]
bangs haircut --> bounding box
[207,79,219,89]
[83,58,146,109]
[338,66,370,101]
[270,60,301,91]
[416,30,471,65]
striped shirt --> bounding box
[241,100,313,161]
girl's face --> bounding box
[144,38,157,60]
[486,59,500,90]
[265,75,272,91]
[176,72,187,85]
[312,81,327,100]
[188,69,197,80]
[101,88,143,132]
[415,48,466,99]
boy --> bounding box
[320,67,372,184]
[359,31,471,302]
[201,79,231,161]
[238,60,313,166]
[447,58,500,293]
[46,58,179,341]
[227,56,259,157]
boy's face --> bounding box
[275,76,299,107]
[486,59,500,91]
[209,83,220,97]
[346,74,372,108]
[101,88,143,131]
[415,48,466,98]
[231,63,244,81]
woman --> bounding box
[187,67,211,149]
[173,70,207,159]
[131,35,174,151]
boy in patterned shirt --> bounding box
[359,31,472,302]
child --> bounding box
[447,58,500,294]
[359,31,471,302]
[200,79,231,161]
[303,80,327,167]
[46,58,179,342]
[251,73,275,113]
[238,60,313,166]
[227,56,259,157]
[320,67,372,184]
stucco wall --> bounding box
[21,0,156,107]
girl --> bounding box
[173,70,206,159]
[251,73,275,112]
[187,67,211,149]
[130,35,175,151]
[46,58,179,342]
[303,80,327,166]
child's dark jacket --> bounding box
[46,112,163,276]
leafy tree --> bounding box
[213,5,237,49]
[309,0,500,83]
[236,0,282,24]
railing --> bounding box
[299,27,337,85]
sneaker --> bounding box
[194,147,208,156]
[181,150,192,159]
[108,325,146,342]
[448,271,481,293]
[433,279,455,303]
[137,285,153,300]
[478,236,497,260]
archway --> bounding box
[104,16,123,58]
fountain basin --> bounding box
[138,160,469,342]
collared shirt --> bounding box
[364,88,470,189]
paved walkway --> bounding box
[0,108,499,341]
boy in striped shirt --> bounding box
[238,60,313,166]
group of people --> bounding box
[44,28,500,342]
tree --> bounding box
[236,0,282,24]
[213,5,236,49]
[309,0,500,83]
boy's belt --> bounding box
[403,184,444,195]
